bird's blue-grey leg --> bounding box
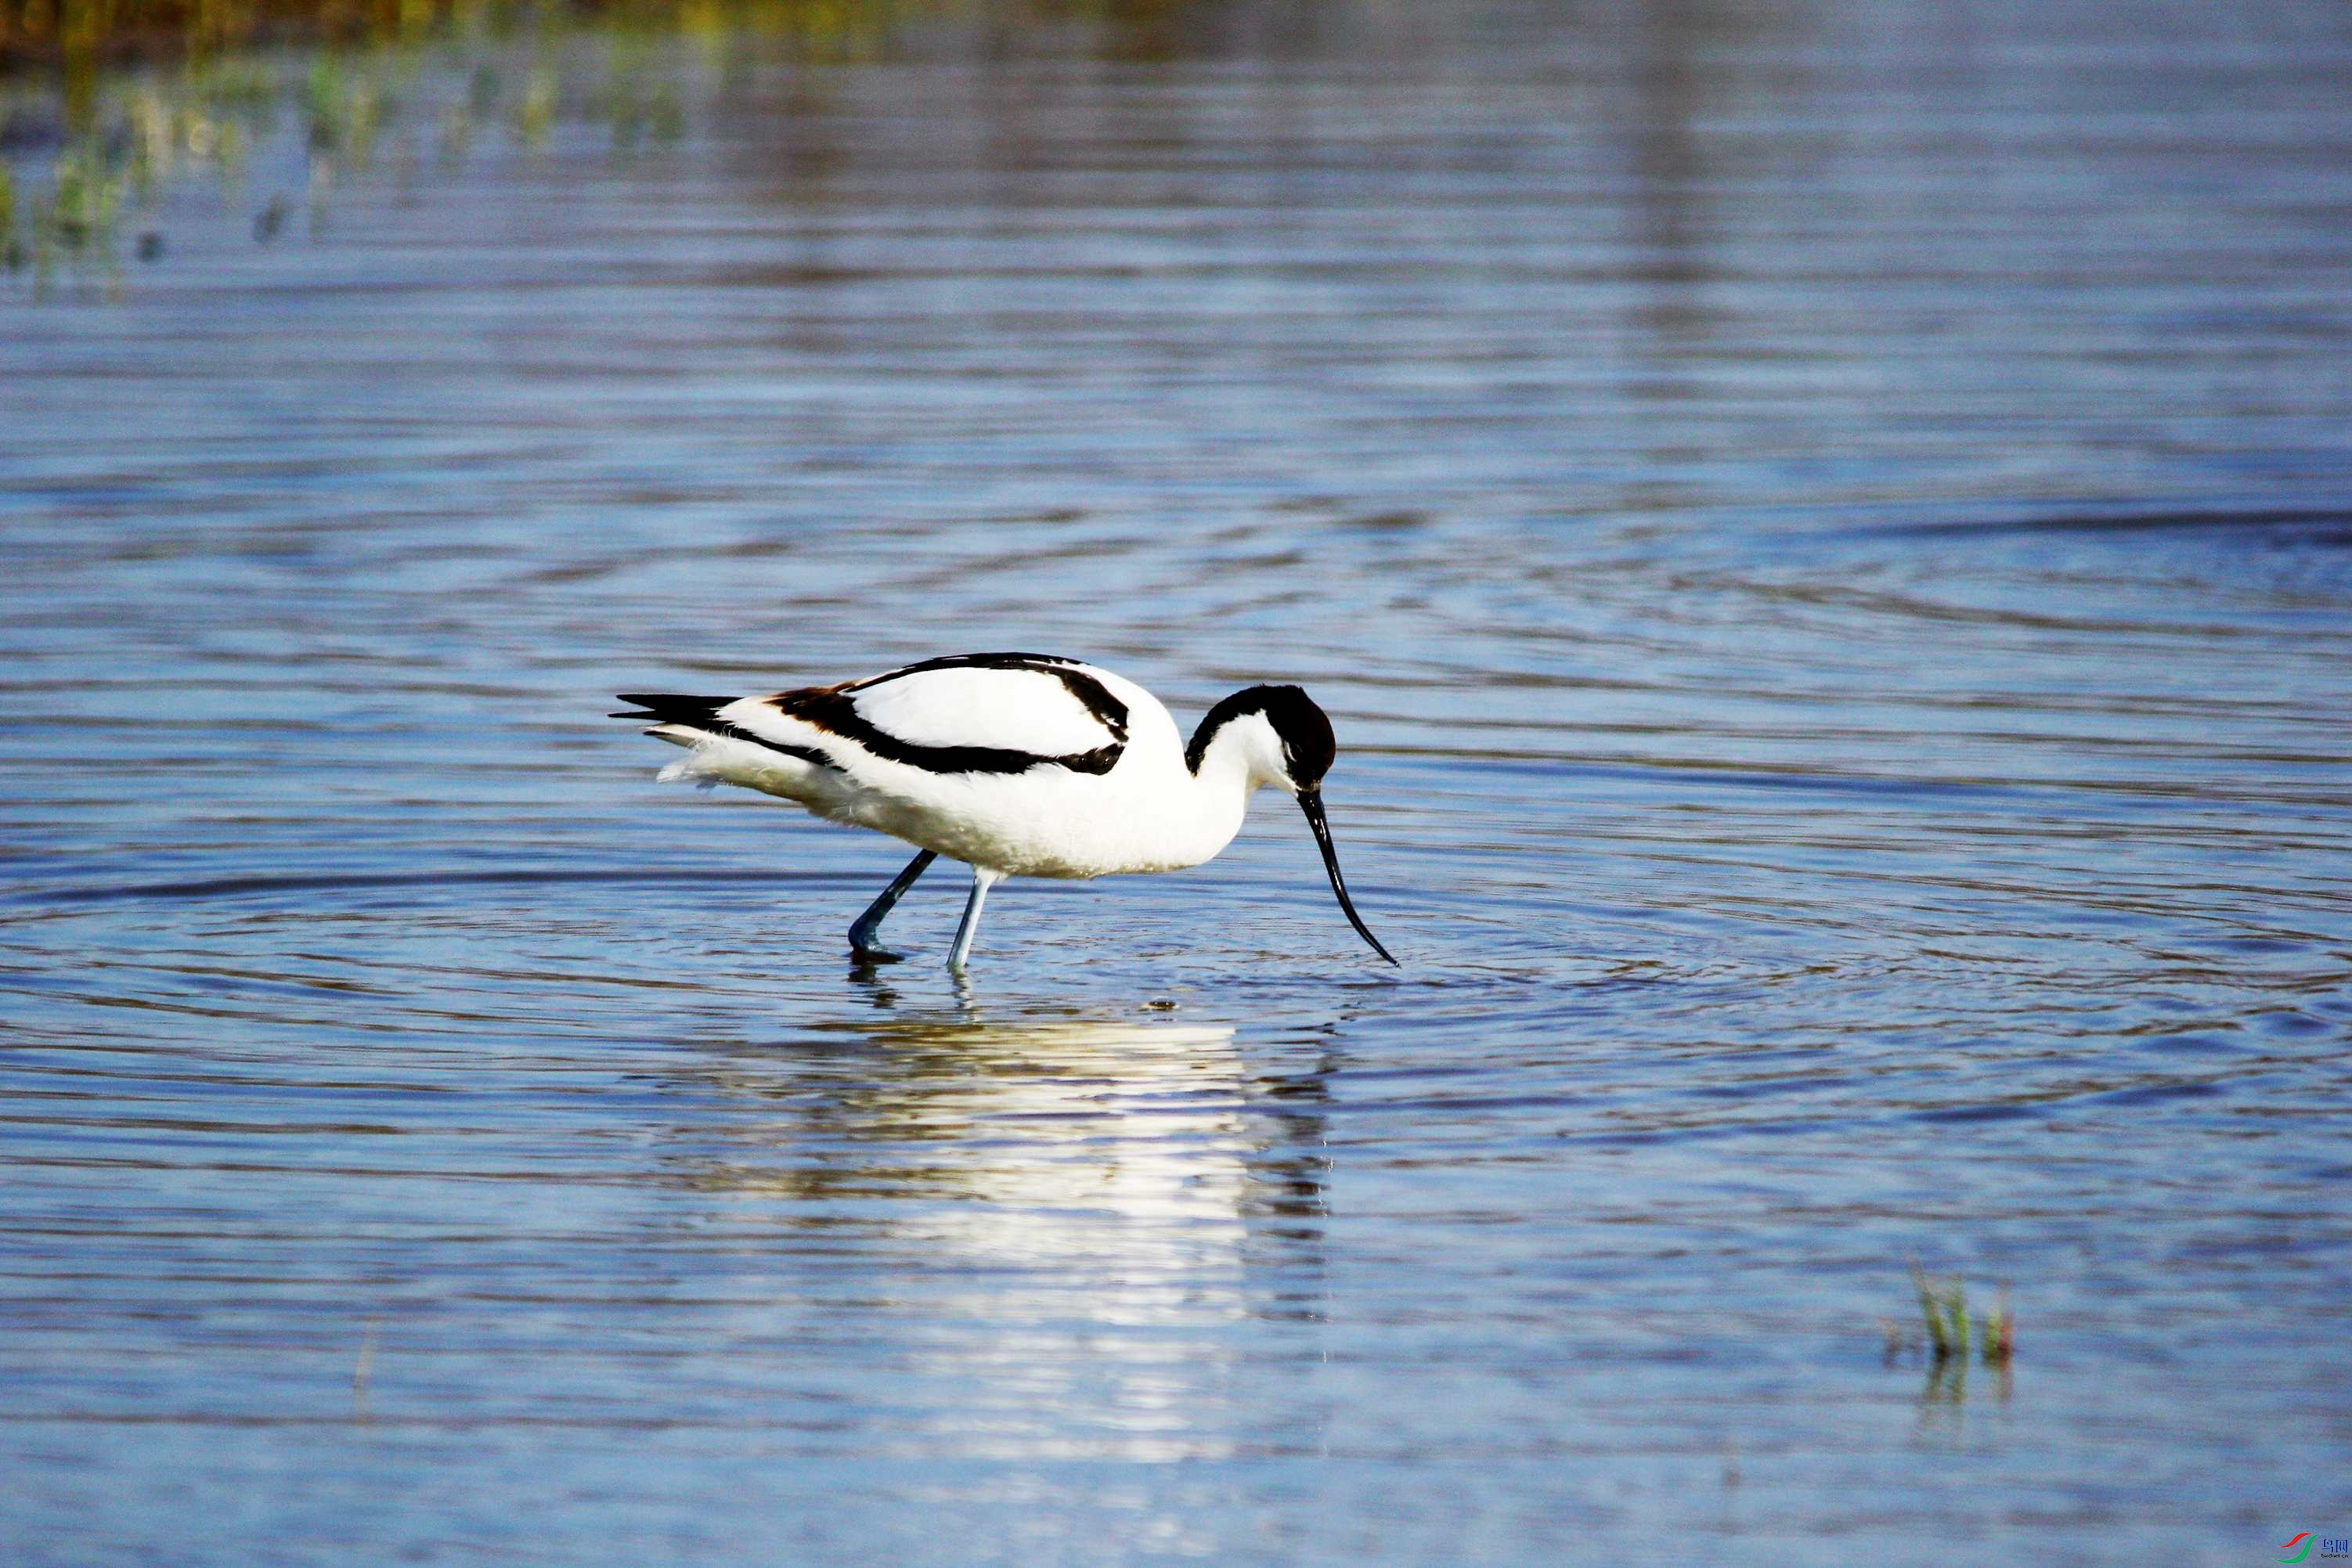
[947,865,1003,973]
[849,849,937,959]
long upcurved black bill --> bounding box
[1298,789,1398,965]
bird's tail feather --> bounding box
[615,691,827,801]
[614,693,741,773]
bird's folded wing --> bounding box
[842,665,1118,755]
[718,658,1130,775]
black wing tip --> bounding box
[610,692,736,723]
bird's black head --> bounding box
[1185,683,1335,786]
[1188,682,1394,965]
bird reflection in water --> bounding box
[664,1011,1333,1461]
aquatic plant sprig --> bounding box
[1885,1258,2015,1366]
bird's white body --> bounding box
[616,653,1391,971]
[648,659,1276,878]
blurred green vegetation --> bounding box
[0,0,1196,287]
[0,0,933,70]
[0,0,930,286]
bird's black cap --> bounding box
[1185,683,1335,783]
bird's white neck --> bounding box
[1150,711,1292,871]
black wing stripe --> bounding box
[774,654,1130,777]
[850,653,1132,743]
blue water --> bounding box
[5,0,2352,1561]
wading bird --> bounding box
[613,653,1395,972]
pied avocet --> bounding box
[612,652,1395,971]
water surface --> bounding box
[5,0,2352,1561]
